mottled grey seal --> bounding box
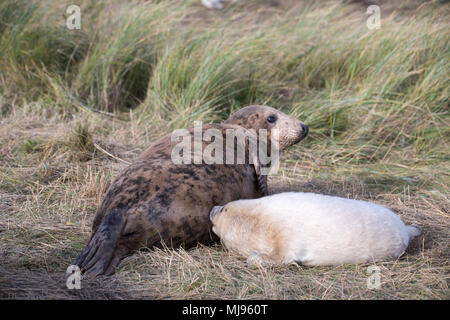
[74,105,308,277]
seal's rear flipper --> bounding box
[74,206,127,277]
[406,224,423,240]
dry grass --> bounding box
[0,0,449,299]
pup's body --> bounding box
[74,106,308,277]
[210,192,422,266]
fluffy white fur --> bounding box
[201,0,225,9]
[210,192,422,266]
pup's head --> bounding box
[210,204,231,237]
[209,200,274,250]
[209,201,252,236]
[224,105,308,150]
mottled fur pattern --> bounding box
[210,192,423,266]
[74,106,307,277]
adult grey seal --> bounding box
[73,105,308,277]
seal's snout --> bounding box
[210,206,224,222]
[301,123,309,138]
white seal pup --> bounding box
[209,192,423,266]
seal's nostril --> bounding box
[301,124,309,137]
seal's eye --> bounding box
[266,115,277,124]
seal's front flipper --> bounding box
[73,206,128,278]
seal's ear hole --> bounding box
[266,115,277,124]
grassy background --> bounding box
[0,0,449,299]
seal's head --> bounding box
[224,105,308,150]
[209,199,279,262]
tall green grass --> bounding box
[0,0,449,162]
